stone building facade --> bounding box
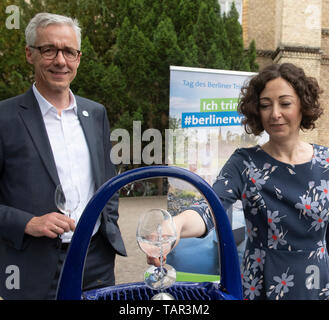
[241,0,329,146]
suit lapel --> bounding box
[76,98,103,188]
[18,88,60,187]
[18,89,103,189]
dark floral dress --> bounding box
[190,144,329,300]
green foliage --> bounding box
[247,39,259,72]
[224,1,249,70]
[0,0,31,99]
[0,0,258,137]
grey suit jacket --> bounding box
[0,88,126,299]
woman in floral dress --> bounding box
[205,143,329,299]
[150,63,329,299]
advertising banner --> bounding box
[167,66,268,272]
[169,65,267,186]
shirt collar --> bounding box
[32,83,78,116]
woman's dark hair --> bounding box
[238,63,323,135]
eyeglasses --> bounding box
[29,45,81,61]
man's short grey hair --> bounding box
[25,12,81,49]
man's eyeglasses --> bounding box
[29,45,81,61]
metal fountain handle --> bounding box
[56,165,243,300]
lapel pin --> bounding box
[82,110,89,117]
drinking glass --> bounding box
[136,208,177,300]
[54,184,80,219]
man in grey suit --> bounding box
[0,12,126,299]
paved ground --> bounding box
[114,196,168,284]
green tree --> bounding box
[247,39,259,72]
[224,1,253,71]
[114,18,155,129]
[151,17,184,127]
[0,0,31,99]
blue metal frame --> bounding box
[56,166,243,300]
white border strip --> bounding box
[170,65,257,77]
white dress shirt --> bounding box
[33,84,100,242]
